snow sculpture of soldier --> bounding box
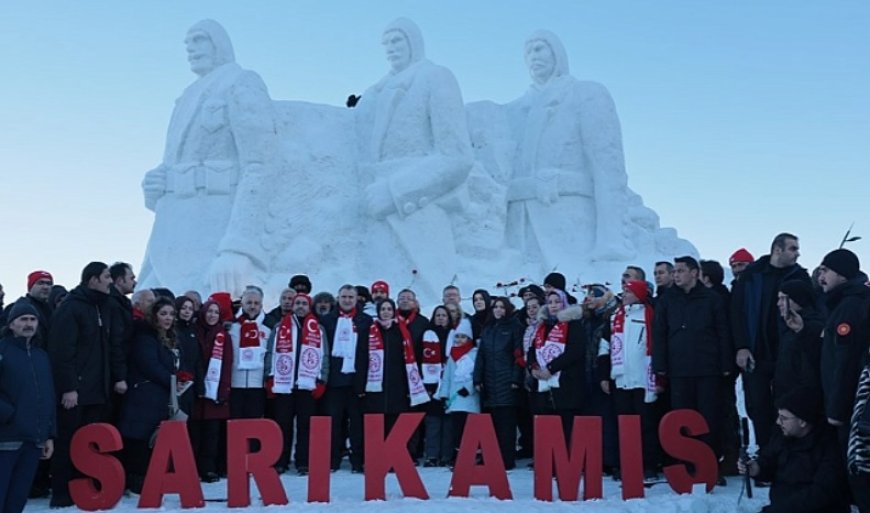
[140,19,278,296]
[355,18,474,298]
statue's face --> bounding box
[525,39,556,84]
[382,29,411,72]
[185,29,217,76]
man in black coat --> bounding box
[653,256,732,461]
[739,386,849,513]
[263,288,296,330]
[817,249,870,452]
[732,233,810,450]
[320,285,372,472]
[773,280,824,401]
[46,262,128,508]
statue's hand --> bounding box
[207,252,254,297]
[364,181,396,219]
[142,166,167,211]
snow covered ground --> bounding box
[24,463,769,513]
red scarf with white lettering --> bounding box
[204,331,227,400]
[366,320,430,406]
[237,315,265,370]
[533,321,567,391]
[421,329,442,384]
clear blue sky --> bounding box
[1,1,868,299]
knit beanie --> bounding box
[7,301,39,326]
[208,292,235,322]
[624,280,650,302]
[729,248,754,265]
[544,272,566,291]
[779,280,815,309]
[821,249,860,280]
[27,270,53,291]
[775,385,821,423]
[371,280,390,296]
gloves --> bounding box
[457,387,470,398]
[514,348,527,368]
[312,382,327,400]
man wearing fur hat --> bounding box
[732,233,810,452]
[818,249,870,445]
[740,386,849,513]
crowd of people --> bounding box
[1,233,870,513]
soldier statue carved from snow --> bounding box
[505,30,636,268]
[140,19,278,296]
[355,18,474,299]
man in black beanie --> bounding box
[773,280,825,401]
[739,385,849,512]
[289,274,312,294]
[543,272,577,304]
[818,249,870,445]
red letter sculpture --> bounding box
[138,421,204,508]
[308,416,331,502]
[69,423,125,511]
[617,415,645,500]
[227,419,289,507]
[533,415,603,501]
[448,413,512,499]
[659,409,717,493]
[364,413,428,500]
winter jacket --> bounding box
[598,304,654,392]
[262,305,286,330]
[320,309,372,394]
[773,307,824,401]
[437,347,480,413]
[474,316,524,408]
[0,333,56,445]
[732,256,810,362]
[228,310,271,388]
[652,283,732,378]
[755,425,849,513]
[118,324,177,441]
[820,278,870,424]
[365,322,411,415]
[528,308,587,411]
[174,319,201,414]
[47,285,127,405]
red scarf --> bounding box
[533,321,568,391]
[238,315,261,348]
[398,309,417,326]
[450,341,473,362]
[612,303,654,355]
[366,320,429,406]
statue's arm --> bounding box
[384,67,473,217]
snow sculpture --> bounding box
[354,18,474,299]
[139,19,279,295]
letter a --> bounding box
[448,413,512,499]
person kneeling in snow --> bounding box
[739,386,848,513]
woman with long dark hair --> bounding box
[473,296,523,470]
[174,296,201,415]
[118,297,179,493]
[365,299,429,433]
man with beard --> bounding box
[47,262,127,508]
[264,288,296,330]
[320,285,371,472]
[2,271,54,344]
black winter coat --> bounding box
[755,426,849,513]
[320,309,372,394]
[652,283,732,378]
[773,307,824,401]
[365,322,411,415]
[528,317,586,411]
[0,334,56,444]
[820,278,870,424]
[474,316,524,408]
[47,286,126,405]
[118,325,177,441]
